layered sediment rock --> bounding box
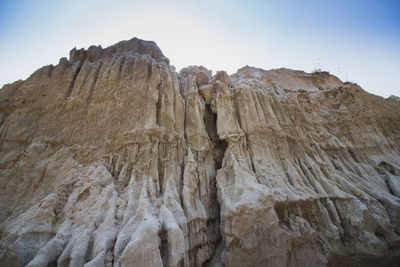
[0,37,399,267]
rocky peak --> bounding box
[69,37,168,63]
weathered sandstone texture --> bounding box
[1,37,400,267]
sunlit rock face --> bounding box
[0,37,399,267]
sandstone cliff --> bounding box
[0,37,400,267]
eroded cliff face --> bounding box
[0,37,400,267]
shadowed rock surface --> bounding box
[0,37,400,267]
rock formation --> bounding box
[0,37,400,267]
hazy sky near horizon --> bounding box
[0,0,399,97]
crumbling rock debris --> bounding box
[0,37,400,267]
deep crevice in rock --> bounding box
[159,228,168,267]
[204,104,227,169]
[65,61,83,98]
[203,104,226,266]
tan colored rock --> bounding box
[0,37,400,267]
[198,84,214,105]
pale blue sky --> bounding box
[0,0,399,97]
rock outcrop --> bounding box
[0,37,400,267]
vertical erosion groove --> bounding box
[204,104,227,169]
[204,104,227,265]
[65,61,83,98]
[159,228,168,266]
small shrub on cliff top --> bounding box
[312,68,330,75]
